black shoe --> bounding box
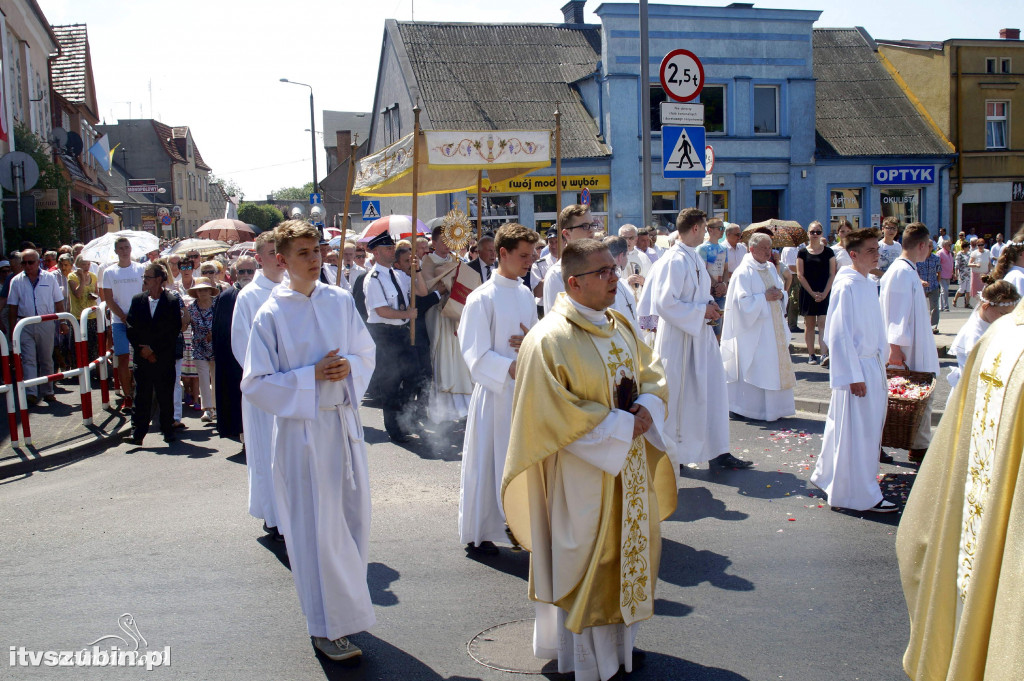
[868,499,899,513]
[121,432,144,446]
[263,522,285,542]
[467,541,499,555]
[162,432,176,443]
[709,453,754,470]
[388,431,411,444]
[505,525,522,551]
[879,449,894,464]
[632,649,647,670]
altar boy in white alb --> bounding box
[458,223,539,555]
[721,233,796,421]
[879,222,941,462]
[810,229,896,512]
[639,207,751,470]
[241,221,377,663]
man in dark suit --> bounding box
[466,233,497,286]
[124,262,182,445]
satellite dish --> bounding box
[0,151,40,192]
[65,131,84,156]
[50,127,68,149]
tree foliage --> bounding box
[211,174,244,201]
[5,122,76,249]
[238,202,284,232]
[272,182,315,201]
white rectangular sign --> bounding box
[660,102,705,126]
[701,174,713,188]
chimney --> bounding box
[336,130,352,160]
[1000,28,1020,40]
[561,0,585,25]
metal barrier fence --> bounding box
[78,302,113,410]
[0,333,18,447]
[11,312,90,448]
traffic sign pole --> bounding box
[640,0,652,231]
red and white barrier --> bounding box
[79,302,113,410]
[11,312,91,447]
[0,333,19,447]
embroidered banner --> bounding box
[425,130,550,169]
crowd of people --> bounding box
[4,207,1024,680]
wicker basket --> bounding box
[881,365,935,450]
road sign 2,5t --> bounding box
[660,49,705,103]
[662,126,707,179]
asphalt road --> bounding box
[1,403,916,680]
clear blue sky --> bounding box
[37,0,1019,199]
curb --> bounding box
[796,397,943,426]
[0,420,128,481]
[789,342,952,358]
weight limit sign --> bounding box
[659,49,705,103]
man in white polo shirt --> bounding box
[5,249,67,405]
[100,237,146,411]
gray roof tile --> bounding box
[395,21,608,159]
[51,24,89,104]
[814,28,953,158]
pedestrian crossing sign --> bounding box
[362,200,381,221]
[662,125,706,178]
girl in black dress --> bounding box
[796,222,837,365]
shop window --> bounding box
[470,194,519,232]
[879,188,921,225]
[694,190,729,221]
[651,191,679,230]
[986,101,1008,149]
[753,85,779,135]
[962,202,1006,240]
[751,189,782,223]
[702,84,726,135]
[829,188,863,231]
[650,85,669,132]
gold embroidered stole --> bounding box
[591,330,653,626]
[754,266,795,390]
[957,323,1024,604]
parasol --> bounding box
[358,215,429,243]
[740,219,808,248]
[169,238,230,256]
[80,230,160,264]
[226,241,256,259]
[196,219,255,242]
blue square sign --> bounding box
[662,126,706,179]
[361,200,381,221]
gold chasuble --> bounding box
[755,266,795,391]
[502,294,677,635]
[897,301,1024,681]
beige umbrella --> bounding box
[195,219,255,242]
[168,238,230,256]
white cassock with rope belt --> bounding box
[721,252,796,421]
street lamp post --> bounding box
[279,78,318,195]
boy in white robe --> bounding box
[879,222,941,461]
[541,204,598,315]
[811,228,897,512]
[458,223,539,554]
[639,207,750,470]
[232,232,286,540]
[240,221,377,662]
[721,234,796,422]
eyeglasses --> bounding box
[571,223,599,232]
[883,226,897,230]
[236,269,255,275]
[143,274,162,280]
[572,266,617,280]
[808,231,823,236]
[179,264,193,270]
[201,270,217,276]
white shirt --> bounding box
[148,296,160,317]
[6,270,64,318]
[968,249,991,275]
[990,241,1005,260]
[625,248,651,279]
[780,246,799,271]
[101,262,146,325]
[363,263,413,326]
[725,242,748,274]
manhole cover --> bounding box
[468,619,565,675]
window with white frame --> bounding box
[1001,58,1011,74]
[986,101,1008,149]
[702,84,726,134]
[986,57,997,74]
[753,85,779,135]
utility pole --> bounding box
[640,0,653,230]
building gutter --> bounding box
[952,45,963,233]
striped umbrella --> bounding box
[357,215,429,243]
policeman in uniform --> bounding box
[362,232,430,443]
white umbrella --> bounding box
[169,238,230,256]
[80,230,160,264]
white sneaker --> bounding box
[820,355,830,368]
[313,636,362,661]
[200,411,213,422]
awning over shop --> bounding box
[353,129,551,197]
[73,196,109,218]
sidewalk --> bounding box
[0,377,129,480]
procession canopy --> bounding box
[354,130,551,197]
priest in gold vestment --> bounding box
[897,299,1024,680]
[503,240,677,681]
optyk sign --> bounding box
[872,166,935,185]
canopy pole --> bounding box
[476,170,483,240]
[409,104,421,346]
[554,105,562,214]
[337,134,359,287]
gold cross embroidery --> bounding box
[977,354,1004,426]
